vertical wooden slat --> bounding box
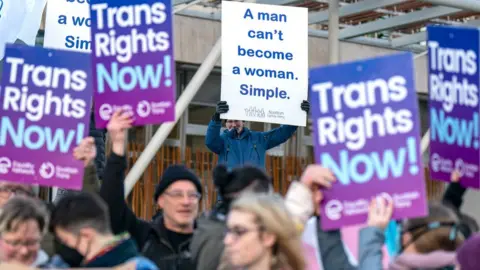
[124,142,445,214]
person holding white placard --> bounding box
[205,100,310,170]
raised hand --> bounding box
[107,110,133,155]
[300,164,336,190]
[73,137,96,167]
[301,100,310,113]
[367,197,394,230]
[450,170,460,183]
[216,101,229,114]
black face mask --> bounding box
[54,237,84,267]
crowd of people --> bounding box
[0,103,478,270]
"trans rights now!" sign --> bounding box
[310,53,428,230]
[90,0,176,128]
[428,25,480,188]
[0,45,92,189]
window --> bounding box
[189,105,215,125]
[249,121,264,132]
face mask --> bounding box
[54,237,84,267]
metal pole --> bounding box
[173,0,205,13]
[124,38,222,198]
[421,0,480,12]
[414,50,430,155]
[421,129,430,155]
[328,0,340,64]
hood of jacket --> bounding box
[389,251,457,270]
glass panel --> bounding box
[249,121,264,132]
[187,71,221,104]
[189,105,215,125]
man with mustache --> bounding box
[206,100,310,169]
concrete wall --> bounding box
[173,15,429,94]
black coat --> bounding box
[100,153,195,270]
[88,111,106,180]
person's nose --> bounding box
[224,233,234,246]
[18,245,29,255]
[180,194,193,205]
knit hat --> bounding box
[154,165,202,201]
[456,234,480,270]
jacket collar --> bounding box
[84,235,139,268]
[149,215,196,248]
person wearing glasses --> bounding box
[219,193,306,270]
[100,110,201,270]
[0,196,49,267]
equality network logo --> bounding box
[0,157,12,174]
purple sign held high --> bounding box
[0,44,92,189]
[428,25,480,188]
[309,52,428,230]
[90,0,176,128]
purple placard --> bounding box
[90,0,176,128]
[0,44,92,189]
[428,25,480,188]
[309,52,428,230]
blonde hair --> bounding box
[219,193,305,270]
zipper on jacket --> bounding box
[225,145,230,163]
[253,144,260,159]
[160,238,176,254]
[237,139,243,163]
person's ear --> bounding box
[261,231,276,249]
[157,196,165,209]
[80,228,97,240]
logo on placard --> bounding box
[430,153,441,172]
[376,192,394,206]
[325,199,343,221]
[268,110,285,120]
[99,104,113,121]
[0,0,3,18]
[137,101,151,118]
[244,106,265,118]
[0,157,12,174]
[39,162,55,179]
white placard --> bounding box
[221,1,308,126]
[0,0,46,60]
[44,0,91,52]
